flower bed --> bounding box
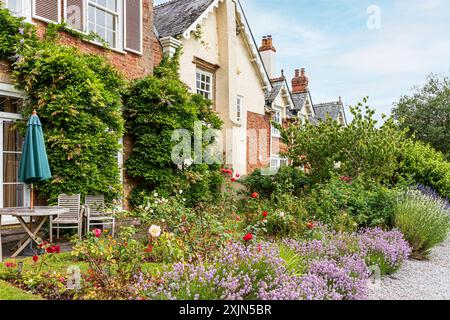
[131,227,411,300]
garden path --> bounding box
[369,236,450,300]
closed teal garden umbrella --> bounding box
[18,110,52,208]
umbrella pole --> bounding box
[30,184,34,210]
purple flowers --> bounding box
[132,228,411,301]
[358,228,411,275]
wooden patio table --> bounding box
[0,207,69,262]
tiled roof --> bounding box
[292,92,307,111]
[265,78,284,103]
[313,101,344,122]
[154,0,215,38]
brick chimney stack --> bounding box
[292,68,309,93]
[259,35,277,52]
[259,35,277,78]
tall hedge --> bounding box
[1,7,124,202]
[124,51,223,206]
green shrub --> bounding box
[278,101,408,185]
[240,166,311,199]
[305,177,399,228]
[394,190,450,260]
[401,141,450,199]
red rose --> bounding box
[32,255,39,263]
[235,174,240,178]
[231,178,236,182]
[262,211,268,218]
[38,241,48,248]
[243,233,253,242]
[236,216,241,221]
[46,247,53,253]
[92,229,102,238]
[251,192,259,199]
[144,244,153,253]
[53,246,61,254]
[307,222,314,230]
[5,262,15,268]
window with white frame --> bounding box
[236,96,243,124]
[0,94,27,210]
[196,69,213,101]
[87,0,121,49]
[1,0,31,21]
[270,156,288,169]
[271,109,282,137]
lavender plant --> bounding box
[394,190,450,259]
[132,227,411,301]
[358,228,411,275]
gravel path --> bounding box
[369,236,450,300]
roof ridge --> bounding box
[314,101,342,106]
[155,0,182,9]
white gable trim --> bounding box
[182,0,224,40]
[235,0,271,89]
[279,81,295,110]
[181,0,272,90]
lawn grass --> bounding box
[0,280,43,300]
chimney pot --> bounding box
[292,68,309,94]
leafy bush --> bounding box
[71,227,147,299]
[124,51,224,206]
[401,141,450,199]
[240,166,311,199]
[305,177,399,228]
[278,101,408,185]
[394,190,450,260]
[127,190,235,262]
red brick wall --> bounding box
[0,60,11,83]
[247,111,271,174]
[33,0,162,80]
[246,112,291,175]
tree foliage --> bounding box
[123,50,224,207]
[279,98,408,186]
[393,72,450,158]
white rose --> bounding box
[154,193,158,197]
[148,225,162,238]
[279,212,285,218]
[179,190,183,194]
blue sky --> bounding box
[155,0,450,121]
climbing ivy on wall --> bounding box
[0,7,124,202]
[124,50,224,207]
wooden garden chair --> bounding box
[84,195,115,237]
[50,194,82,242]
